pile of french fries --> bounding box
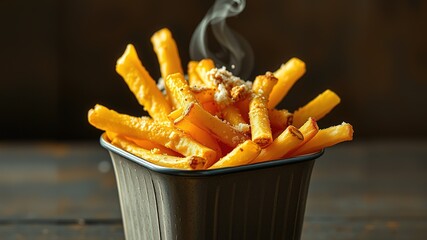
[88,28,354,170]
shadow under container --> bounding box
[100,134,323,240]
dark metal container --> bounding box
[100,134,323,240]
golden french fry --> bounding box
[88,104,217,164]
[150,28,184,80]
[268,109,293,131]
[268,58,306,108]
[168,108,223,161]
[106,131,181,157]
[209,140,261,169]
[234,98,250,122]
[188,61,205,88]
[284,117,319,157]
[116,44,172,122]
[164,72,198,109]
[249,95,273,147]
[249,72,278,147]
[192,87,219,114]
[192,87,216,104]
[251,125,304,163]
[293,89,341,128]
[222,105,250,134]
[289,122,354,157]
[111,136,207,170]
[177,102,248,147]
[252,72,278,96]
[196,59,216,88]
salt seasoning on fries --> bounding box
[88,104,217,166]
[88,28,354,170]
[249,72,278,147]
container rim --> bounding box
[100,133,324,176]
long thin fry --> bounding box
[222,105,250,134]
[293,89,341,128]
[88,104,216,163]
[209,140,261,169]
[106,131,181,157]
[150,28,184,80]
[249,72,278,147]
[196,59,216,88]
[289,122,354,157]
[251,125,304,163]
[285,117,319,157]
[268,58,306,108]
[177,102,248,147]
[164,72,198,109]
[111,136,207,170]
[268,109,293,131]
[116,44,171,122]
[169,108,223,162]
[188,61,205,88]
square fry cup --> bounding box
[100,133,323,240]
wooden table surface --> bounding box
[0,139,426,239]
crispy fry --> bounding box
[150,28,184,80]
[249,72,278,147]
[222,105,250,134]
[196,59,216,88]
[235,98,250,122]
[88,104,216,163]
[106,131,181,157]
[209,140,261,169]
[284,117,319,157]
[177,102,248,147]
[293,89,341,128]
[168,108,223,162]
[252,72,278,96]
[192,87,219,114]
[268,58,306,108]
[116,44,172,122]
[268,109,293,131]
[90,28,355,170]
[251,125,304,163]
[188,61,205,88]
[192,87,216,104]
[249,95,272,147]
[111,136,207,170]
[289,122,354,157]
[164,72,198,109]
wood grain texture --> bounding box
[0,140,426,239]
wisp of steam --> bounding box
[190,0,254,79]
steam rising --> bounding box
[190,0,254,79]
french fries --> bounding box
[116,44,172,123]
[209,140,261,169]
[176,102,248,147]
[251,125,304,164]
[268,58,306,108]
[88,104,217,166]
[249,72,278,147]
[111,136,206,170]
[150,28,184,80]
[88,28,354,170]
[288,122,354,157]
[293,89,341,128]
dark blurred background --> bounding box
[1,0,426,140]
